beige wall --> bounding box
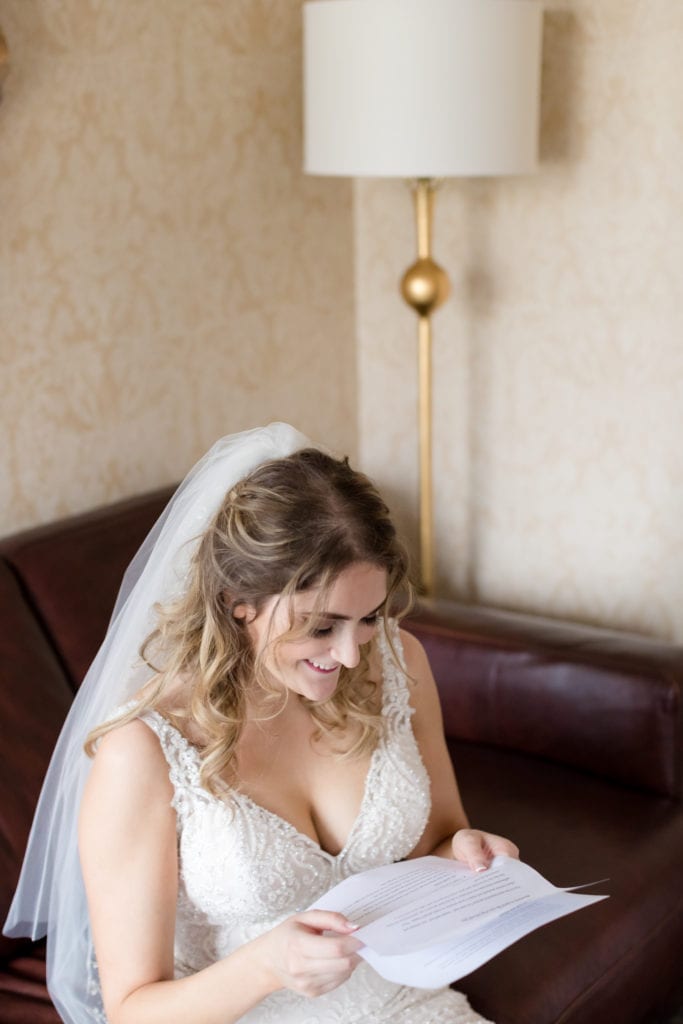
[2,1,683,643]
[356,0,683,641]
[0,0,356,535]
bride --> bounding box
[5,423,517,1024]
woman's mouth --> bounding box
[304,659,339,675]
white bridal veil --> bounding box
[3,422,311,1024]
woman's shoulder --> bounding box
[371,621,427,676]
[387,622,440,712]
[89,717,174,801]
[396,625,428,669]
[394,626,442,721]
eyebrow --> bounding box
[300,598,387,622]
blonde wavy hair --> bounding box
[86,448,413,796]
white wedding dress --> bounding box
[90,624,493,1023]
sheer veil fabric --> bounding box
[3,423,312,1024]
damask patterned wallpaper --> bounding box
[355,0,683,641]
[2,1,682,643]
[0,0,356,534]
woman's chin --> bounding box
[295,662,341,701]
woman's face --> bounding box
[237,561,388,703]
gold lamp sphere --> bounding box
[400,257,450,318]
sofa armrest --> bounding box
[404,599,683,798]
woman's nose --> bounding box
[331,630,361,669]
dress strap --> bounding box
[376,619,415,728]
[139,710,211,818]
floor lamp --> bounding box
[303,0,542,596]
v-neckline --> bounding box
[232,743,382,860]
[153,711,383,860]
[143,621,400,858]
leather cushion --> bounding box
[0,565,73,960]
[0,942,60,1023]
[407,604,683,798]
[452,739,683,1024]
[0,488,173,690]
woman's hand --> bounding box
[452,828,519,872]
[254,910,363,999]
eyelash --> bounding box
[309,614,380,638]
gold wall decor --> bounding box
[0,29,9,99]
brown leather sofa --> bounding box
[1,489,682,1024]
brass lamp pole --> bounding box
[400,180,450,596]
[0,28,9,100]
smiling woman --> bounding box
[5,423,517,1024]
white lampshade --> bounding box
[304,0,543,178]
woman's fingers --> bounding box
[258,910,362,998]
[453,828,491,871]
[284,934,361,997]
[486,834,520,860]
[452,828,519,871]
[294,909,359,936]
[292,909,362,959]
[294,928,363,961]
[292,954,361,997]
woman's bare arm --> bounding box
[400,629,519,869]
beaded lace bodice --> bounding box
[128,622,491,1023]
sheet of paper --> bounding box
[359,890,608,988]
[310,855,608,988]
[355,856,562,954]
[310,856,474,930]
[312,855,595,954]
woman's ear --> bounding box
[231,601,256,624]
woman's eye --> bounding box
[308,614,379,638]
[310,625,334,637]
